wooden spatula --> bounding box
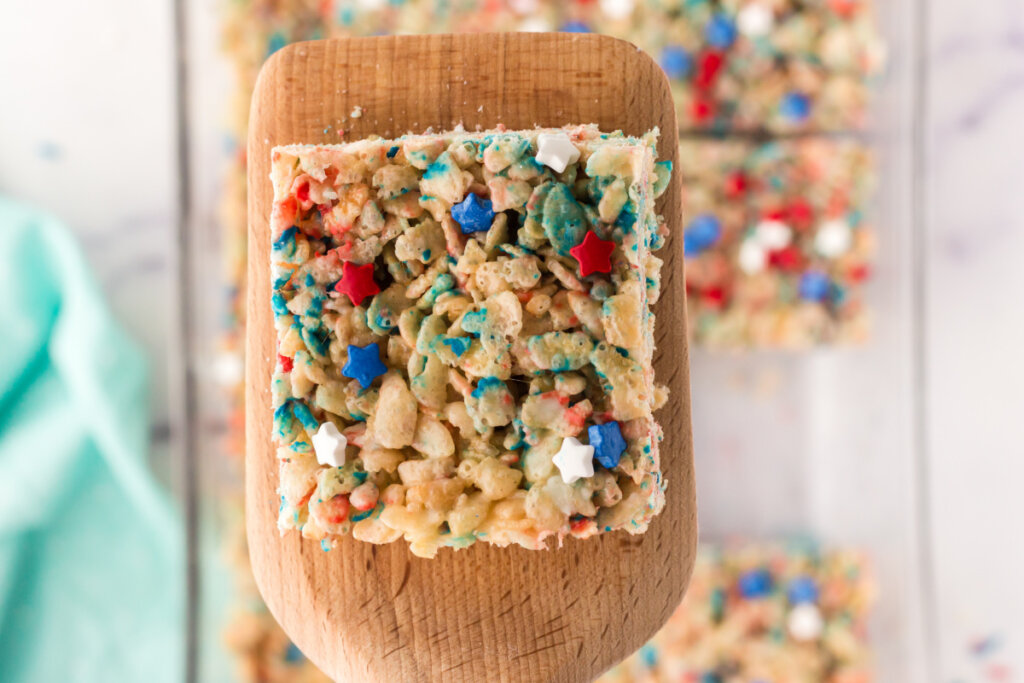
[246,33,696,683]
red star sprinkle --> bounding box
[724,171,748,198]
[694,50,725,89]
[569,231,615,277]
[786,198,815,229]
[334,261,380,306]
[691,94,716,124]
[768,246,803,272]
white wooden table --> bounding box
[0,0,1021,680]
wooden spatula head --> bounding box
[247,33,696,683]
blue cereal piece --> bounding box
[452,193,495,234]
[683,214,721,256]
[460,308,488,336]
[284,642,305,663]
[588,421,627,469]
[541,183,588,255]
[738,568,774,598]
[299,322,330,357]
[418,272,455,308]
[350,501,382,523]
[272,401,294,438]
[639,644,658,668]
[441,336,471,357]
[291,400,319,432]
[342,343,387,389]
[266,31,287,58]
[271,291,289,315]
[471,376,506,399]
[272,225,298,257]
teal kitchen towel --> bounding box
[0,198,183,682]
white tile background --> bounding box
[1,0,1022,680]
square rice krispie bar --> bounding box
[581,0,885,133]
[598,540,875,683]
[269,124,673,558]
[679,137,875,348]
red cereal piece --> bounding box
[334,260,380,306]
[570,517,594,533]
[278,354,294,373]
[322,495,351,524]
[297,484,318,509]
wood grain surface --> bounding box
[246,33,696,683]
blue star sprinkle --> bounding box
[659,45,692,80]
[787,575,820,604]
[780,91,812,122]
[452,193,495,234]
[738,568,774,598]
[342,343,387,389]
[705,14,738,49]
[798,270,831,301]
[684,214,722,256]
[589,421,627,469]
[560,20,591,33]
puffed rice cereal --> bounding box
[598,540,876,683]
[270,124,673,558]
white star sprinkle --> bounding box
[787,604,824,641]
[737,3,775,37]
[312,422,347,468]
[535,133,581,174]
[600,0,636,20]
[552,436,594,484]
[814,219,853,257]
[210,351,243,387]
[738,238,768,274]
[508,0,539,13]
[754,219,793,249]
[519,16,552,32]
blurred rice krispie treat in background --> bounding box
[221,515,331,683]
[626,0,884,133]
[679,137,875,348]
[598,541,876,683]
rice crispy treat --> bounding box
[598,541,876,683]
[679,137,875,348]
[567,0,884,133]
[269,124,673,558]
